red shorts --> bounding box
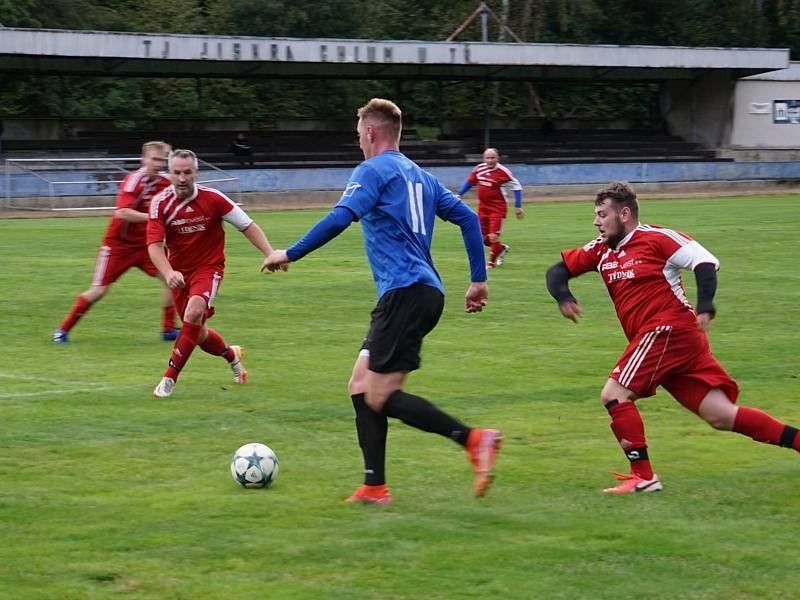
[478,210,505,238]
[610,325,739,412]
[171,267,223,323]
[92,244,158,286]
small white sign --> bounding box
[748,102,770,114]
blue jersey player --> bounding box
[264,98,502,504]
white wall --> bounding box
[731,79,800,148]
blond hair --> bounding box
[141,140,171,156]
[357,98,402,139]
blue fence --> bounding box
[4,160,800,198]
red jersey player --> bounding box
[53,141,178,343]
[546,181,800,493]
[147,149,280,398]
[457,148,525,269]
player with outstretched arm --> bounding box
[147,149,280,398]
[545,181,800,493]
[457,147,525,270]
[264,98,502,504]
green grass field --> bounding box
[1,195,798,599]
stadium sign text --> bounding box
[141,39,478,64]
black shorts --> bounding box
[360,283,445,373]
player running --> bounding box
[546,181,800,493]
[147,149,280,398]
[264,98,502,504]
[457,148,525,269]
[53,141,178,343]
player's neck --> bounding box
[367,139,399,158]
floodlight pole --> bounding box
[448,2,525,151]
[481,5,490,149]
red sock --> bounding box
[162,306,176,332]
[164,322,202,381]
[59,295,93,332]
[200,328,229,359]
[608,401,654,479]
[489,240,504,263]
[733,406,800,450]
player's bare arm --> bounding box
[262,249,290,273]
[465,282,488,313]
[113,208,149,223]
[241,222,287,272]
[147,242,184,289]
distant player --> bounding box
[545,181,800,493]
[457,148,525,269]
[147,149,280,398]
[264,98,502,504]
[53,141,178,343]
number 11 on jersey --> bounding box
[407,180,426,235]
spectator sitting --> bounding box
[230,132,254,166]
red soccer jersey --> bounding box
[561,224,719,340]
[102,168,171,247]
[147,185,252,273]
[467,162,522,211]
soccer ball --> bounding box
[230,443,279,488]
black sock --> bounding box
[351,393,388,486]
[382,390,471,446]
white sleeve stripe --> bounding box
[124,169,144,193]
[640,224,692,246]
[198,185,235,205]
[497,164,514,177]
[149,189,172,219]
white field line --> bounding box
[0,372,91,386]
[0,372,120,399]
[0,386,119,399]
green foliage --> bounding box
[3,0,800,120]
[0,196,799,598]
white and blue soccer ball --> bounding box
[230,443,279,489]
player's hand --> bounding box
[558,300,582,323]
[515,207,526,220]
[261,249,290,273]
[465,282,488,313]
[696,312,713,333]
[165,270,185,289]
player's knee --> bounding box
[488,233,499,243]
[82,286,107,303]
[701,412,733,431]
[482,234,492,247]
[183,308,204,324]
[364,389,389,412]
[600,390,621,406]
[347,376,364,396]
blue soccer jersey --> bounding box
[336,151,466,298]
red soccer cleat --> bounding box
[466,428,503,497]
[602,471,662,494]
[345,484,393,505]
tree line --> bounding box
[1,0,799,126]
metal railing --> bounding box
[4,156,241,210]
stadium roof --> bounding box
[0,28,790,83]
